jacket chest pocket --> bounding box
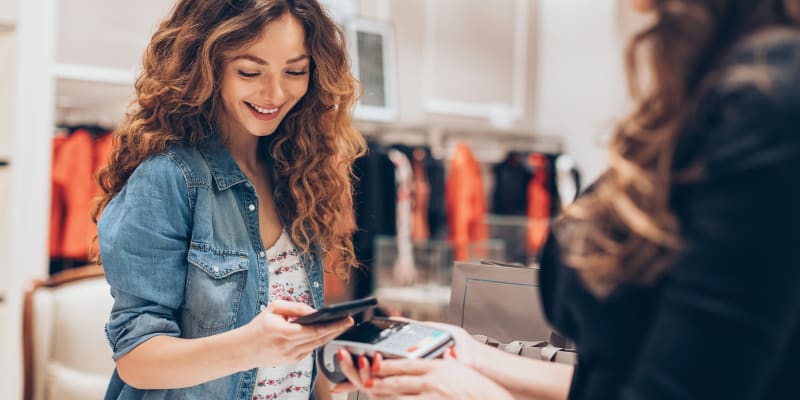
[184,245,249,334]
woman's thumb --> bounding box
[266,300,315,317]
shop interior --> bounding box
[0,1,644,399]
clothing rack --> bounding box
[357,122,564,162]
[442,128,563,155]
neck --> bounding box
[227,133,263,173]
[216,115,263,173]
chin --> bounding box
[243,122,279,137]
[250,129,278,137]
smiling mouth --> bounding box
[246,102,279,115]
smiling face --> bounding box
[217,12,310,139]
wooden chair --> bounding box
[23,265,114,400]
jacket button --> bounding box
[248,204,256,211]
[259,251,266,258]
[260,304,266,311]
[212,266,220,273]
[313,281,320,288]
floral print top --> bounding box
[252,231,315,399]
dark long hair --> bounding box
[558,0,800,297]
[93,0,365,277]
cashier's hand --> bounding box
[405,320,482,368]
[334,347,513,400]
[331,319,486,397]
[244,300,353,369]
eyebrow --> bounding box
[230,54,310,65]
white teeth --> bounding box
[248,102,278,114]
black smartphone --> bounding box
[294,296,378,325]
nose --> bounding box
[259,74,284,105]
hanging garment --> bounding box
[411,148,431,241]
[49,135,69,259]
[527,153,551,257]
[49,129,113,265]
[446,142,488,261]
[555,154,581,209]
[492,151,533,215]
[388,144,446,239]
[426,155,447,239]
[352,142,397,299]
[387,149,416,285]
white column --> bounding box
[3,0,58,398]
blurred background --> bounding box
[0,0,645,399]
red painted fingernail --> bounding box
[337,349,344,362]
[358,355,367,370]
[365,378,374,389]
[448,346,457,359]
[371,352,381,373]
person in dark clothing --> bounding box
[335,0,800,399]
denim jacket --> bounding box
[98,139,325,400]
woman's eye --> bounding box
[286,70,308,76]
[238,70,260,78]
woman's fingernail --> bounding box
[337,349,344,362]
[448,346,457,359]
[358,355,367,370]
[371,352,381,372]
[365,378,374,389]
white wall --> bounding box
[0,0,16,392]
[0,33,14,159]
[533,0,626,183]
[384,0,540,131]
[0,22,15,288]
[4,0,57,397]
[0,0,17,24]
[0,0,15,309]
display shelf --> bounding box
[53,63,135,85]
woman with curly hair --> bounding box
[339,0,800,399]
[92,0,364,398]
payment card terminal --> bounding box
[317,317,454,383]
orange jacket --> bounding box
[49,135,69,258]
[49,130,113,260]
[527,153,551,255]
[446,142,488,261]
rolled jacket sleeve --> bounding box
[98,154,193,360]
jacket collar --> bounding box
[198,133,279,192]
[198,134,249,191]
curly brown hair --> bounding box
[92,0,365,277]
[557,0,800,297]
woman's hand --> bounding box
[334,347,513,400]
[405,321,483,368]
[243,300,353,369]
[330,319,489,396]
